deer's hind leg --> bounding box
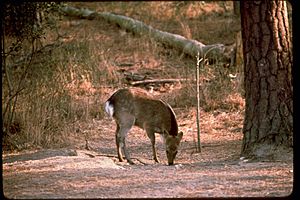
[115,124,124,162]
[115,114,135,164]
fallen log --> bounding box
[130,78,192,86]
[60,6,225,59]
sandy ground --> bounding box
[3,113,293,198]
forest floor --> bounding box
[2,2,293,198]
[3,111,293,198]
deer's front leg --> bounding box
[145,128,160,163]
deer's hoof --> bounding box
[127,160,135,165]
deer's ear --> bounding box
[177,131,183,141]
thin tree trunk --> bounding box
[233,1,240,16]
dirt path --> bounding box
[3,149,293,198]
[3,115,293,198]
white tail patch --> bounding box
[105,101,114,117]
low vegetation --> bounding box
[2,2,243,151]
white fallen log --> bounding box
[60,6,225,59]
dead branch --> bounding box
[83,152,149,165]
[123,72,147,82]
[130,78,192,86]
[81,145,150,165]
[60,6,225,59]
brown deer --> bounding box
[104,88,183,165]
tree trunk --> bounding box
[233,1,240,16]
[240,1,293,159]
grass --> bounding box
[2,1,245,151]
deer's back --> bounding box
[107,88,178,135]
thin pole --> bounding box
[196,52,202,152]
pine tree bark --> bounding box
[240,1,293,159]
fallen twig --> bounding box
[83,152,150,165]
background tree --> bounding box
[240,1,293,159]
[2,2,60,147]
[233,1,240,16]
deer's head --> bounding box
[164,131,183,165]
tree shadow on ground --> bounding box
[3,149,77,164]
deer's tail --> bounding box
[105,100,114,117]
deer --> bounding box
[104,88,183,165]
